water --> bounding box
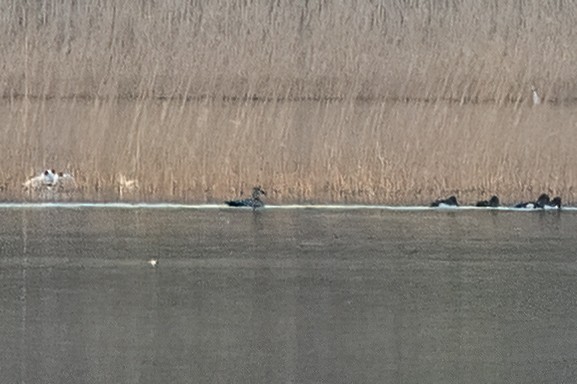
[1,206,577,383]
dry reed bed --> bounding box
[0,1,576,203]
[0,1,576,102]
[1,98,576,204]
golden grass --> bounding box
[2,0,577,102]
[2,98,577,204]
[0,1,577,204]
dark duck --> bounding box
[514,193,561,209]
[225,186,266,209]
[430,195,459,207]
[545,196,562,209]
[475,195,500,207]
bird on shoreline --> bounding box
[23,169,57,190]
[514,193,560,209]
[54,172,77,191]
[225,186,266,209]
[545,196,562,209]
[475,195,500,207]
[118,174,139,196]
[23,169,78,194]
[430,195,459,207]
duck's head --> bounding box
[537,193,550,204]
[489,195,500,206]
[446,196,458,205]
[550,196,562,208]
[252,186,266,198]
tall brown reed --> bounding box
[1,0,577,102]
[2,98,577,204]
[0,1,576,203]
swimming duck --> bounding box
[225,186,266,209]
[545,196,562,210]
[475,195,500,207]
[430,195,459,207]
[514,193,552,209]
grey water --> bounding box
[1,207,577,383]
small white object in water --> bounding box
[531,85,541,105]
[148,259,158,267]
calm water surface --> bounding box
[1,207,577,383]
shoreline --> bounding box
[0,201,572,211]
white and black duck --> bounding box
[545,196,562,209]
[430,195,459,207]
[225,186,266,209]
[23,169,56,190]
[514,193,560,209]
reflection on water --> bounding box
[1,208,576,383]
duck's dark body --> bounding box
[548,196,562,209]
[225,187,266,209]
[430,195,459,207]
[225,198,265,208]
[475,195,500,207]
[514,194,561,209]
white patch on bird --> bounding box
[118,174,139,198]
[531,85,541,106]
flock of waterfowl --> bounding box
[23,169,267,207]
[23,170,563,210]
[224,188,563,210]
[431,193,562,210]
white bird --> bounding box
[148,259,158,267]
[53,171,77,192]
[531,85,541,105]
[118,174,139,197]
[23,169,56,191]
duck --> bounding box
[23,169,56,190]
[225,186,266,209]
[514,193,552,209]
[475,195,500,207]
[545,196,562,210]
[118,174,139,197]
[430,195,459,207]
[53,172,77,191]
